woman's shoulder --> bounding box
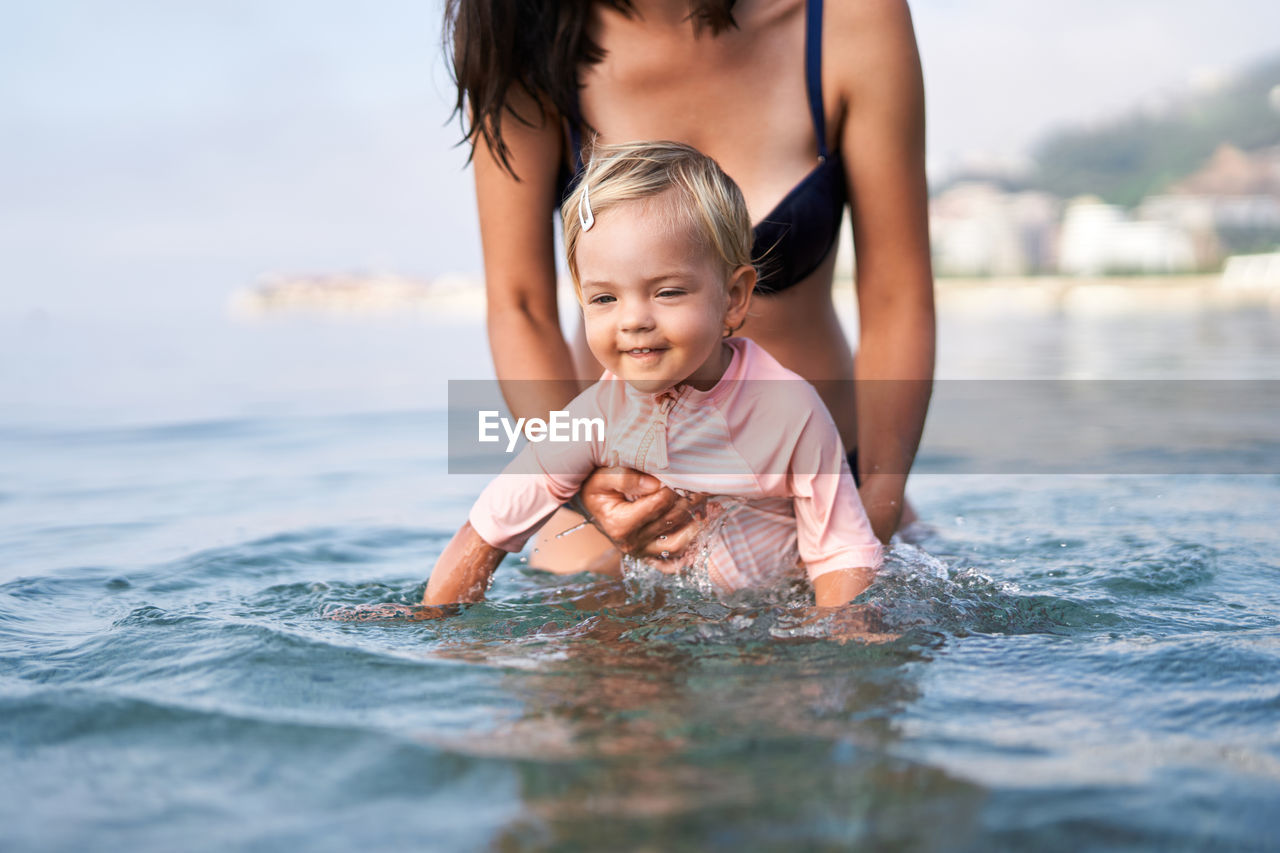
[826,0,916,37]
[826,0,920,95]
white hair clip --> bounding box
[578,179,595,231]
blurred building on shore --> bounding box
[929,182,1059,276]
[1058,198,1199,275]
[1221,250,1280,290]
[1140,144,1280,262]
[928,144,1280,278]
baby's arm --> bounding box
[422,521,507,605]
[810,566,877,608]
[422,387,607,606]
[788,397,885,608]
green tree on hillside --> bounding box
[1031,55,1280,206]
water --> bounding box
[2,305,1279,850]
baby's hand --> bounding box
[325,603,458,622]
[800,603,899,645]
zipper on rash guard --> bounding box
[635,389,681,471]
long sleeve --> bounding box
[467,388,608,552]
[787,401,884,581]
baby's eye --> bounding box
[588,293,616,305]
[656,288,685,298]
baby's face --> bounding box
[576,192,733,394]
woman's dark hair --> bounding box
[445,1,738,178]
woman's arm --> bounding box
[833,0,936,542]
[473,87,582,419]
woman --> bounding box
[447,0,934,573]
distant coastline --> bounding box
[924,272,1280,314]
[230,268,1280,321]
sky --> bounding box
[1,0,1278,314]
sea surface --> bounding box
[2,303,1279,851]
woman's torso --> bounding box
[566,0,858,447]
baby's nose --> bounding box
[618,301,655,332]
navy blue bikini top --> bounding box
[561,0,845,295]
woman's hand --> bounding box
[579,467,706,559]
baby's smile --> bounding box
[622,345,668,361]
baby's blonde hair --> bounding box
[562,141,754,297]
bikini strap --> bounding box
[804,0,829,159]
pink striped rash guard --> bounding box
[468,337,883,593]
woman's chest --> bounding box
[576,3,820,222]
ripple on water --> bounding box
[865,545,1124,638]
[1092,541,1218,596]
[138,526,447,595]
[0,684,518,850]
[0,518,1274,851]
[11,598,522,737]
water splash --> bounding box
[619,496,750,601]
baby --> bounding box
[424,141,882,608]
